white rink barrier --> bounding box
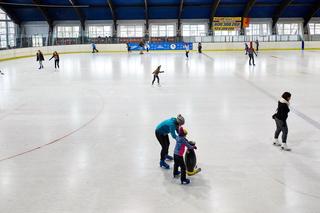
[1,41,320,61]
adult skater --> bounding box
[198,42,202,53]
[155,114,185,169]
[255,39,259,52]
[36,50,45,69]
[92,42,99,53]
[272,92,292,151]
[49,51,60,69]
[184,43,190,58]
[152,65,164,85]
[173,127,195,185]
[248,44,257,66]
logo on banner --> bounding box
[170,44,176,50]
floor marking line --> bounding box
[0,90,105,163]
[204,53,320,131]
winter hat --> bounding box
[176,114,185,125]
[179,126,188,136]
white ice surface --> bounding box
[0,51,319,213]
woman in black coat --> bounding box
[272,92,292,151]
[36,50,45,69]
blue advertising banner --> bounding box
[128,42,193,51]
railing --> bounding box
[0,34,310,50]
[183,35,302,43]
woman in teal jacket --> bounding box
[155,114,185,169]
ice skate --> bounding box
[181,179,190,185]
[281,143,291,151]
[160,160,170,169]
[273,139,281,146]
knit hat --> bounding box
[176,114,185,125]
[179,126,188,136]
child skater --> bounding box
[184,43,190,59]
[248,42,257,66]
[36,50,45,69]
[49,51,60,69]
[152,65,164,85]
[173,127,196,185]
[92,42,99,53]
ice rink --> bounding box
[0,50,320,213]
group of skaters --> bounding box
[154,91,292,185]
[36,50,60,70]
[155,114,200,185]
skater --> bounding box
[173,127,195,185]
[272,92,292,151]
[36,50,45,69]
[155,114,185,169]
[49,51,60,69]
[145,40,150,52]
[244,43,249,55]
[255,39,259,52]
[152,65,164,85]
[184,43,190,58]
[92,42,99,53]
[248,45,257,66]
[126,43,131,53]
[198,42,202,53]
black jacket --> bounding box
[36,53,44,61]
[275,101,290,121]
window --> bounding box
[214,30,238,36]
[309,23,320,35]
[0,9,15,48]
[150,24,174,37]
[88,25,112,38]
[246,23,270,35]
[119,25,143,37]
[182,24,206,36]
[32,35,43,47]
[277,23,299,35]
[56,26,80,38]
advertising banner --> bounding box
[213,17,242,31]
[128,42,193,51]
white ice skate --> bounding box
[273,139,281,146]
[281,143,291,151]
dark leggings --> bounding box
[55,60,59,68]
[186,51,189,58]
[152,75,159,84]
[155,131,170,161]
[174,154,187,181]
[274,118,288,143]
[249,54,255,65]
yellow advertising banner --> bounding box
[213,17,242,31]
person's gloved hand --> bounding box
[193,146,197,150]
